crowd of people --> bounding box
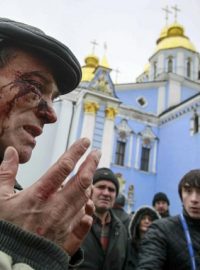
[0,17,199,270]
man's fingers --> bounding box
[0,146,19,194]
[85,199,95,216]
[33,138,91,200]
[60,149,101,207]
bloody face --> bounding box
[0,48,59,163]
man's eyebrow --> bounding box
[21,71,51,83]
[21,71,60,98]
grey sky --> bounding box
[0,0,199,83]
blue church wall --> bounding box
[181,86,199,102]
[111,164,156,212]
[111,115,159,212]
[116,87,158,114]
[156,111,200,215]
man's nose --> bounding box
[102,188,110,196]
[36,99,57,124]
[190,191,199,202]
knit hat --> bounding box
[0,18,81,94]
[93,168,119,196]
[152,192,170,206]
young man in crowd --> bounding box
[137,169,200,269]
[0,18,101,269]
[152,192,170,217]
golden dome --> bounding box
[81,54,99,82]
[155,23,196,53]
[143,63,150,73]
[100,55,110,68]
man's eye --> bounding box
[26,80,43,91]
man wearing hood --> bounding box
[137,169,200,270]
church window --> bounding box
[186,58,191,78]
[140,146,150,171]
[194,113,199,134]
[115,140,126,166]
[153,62,157,79]
[137,97,147,107]
[167,57,173,73]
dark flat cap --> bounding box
[0,18,82,94]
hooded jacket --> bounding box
[125,206,160,270]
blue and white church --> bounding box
[18,15,200,215]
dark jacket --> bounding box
[137,211,200,269]
[112,207,131,232]
[125,206,160,270]
[78,210,128,270]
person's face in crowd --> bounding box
[182,184,200,219]
[154,200,168,215]
[0,48,58,163]
[92,180,116,213]
[139,214,153,234]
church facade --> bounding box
[18,18,200,215]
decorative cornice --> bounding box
[159,97,200,125]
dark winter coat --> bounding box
[125,206,160,270]
[77,210,128,270]
[136,211,200,269]
[112,207,131,232]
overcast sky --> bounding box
[0,0,199,83]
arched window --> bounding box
[153,62,157,79]
[140,146,150,171]
[168,57,173,73]
[115,140,126,166]
[114,119,132,166]
[186,58,191,78]
[194,113,199,134]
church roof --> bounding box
[155,22,196,53]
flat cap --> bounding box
[0,18,82,94]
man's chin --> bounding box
[18,148,33,164]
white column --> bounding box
[74,101,99,173]
[99,107,117,168]
[127,133,133,167]
[134,135,140,169]
[168,79,181,107]
[152,140,158,173]
[177,51,184,76]
[157,85,165,115]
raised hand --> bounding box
[0,138,101,253]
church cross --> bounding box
[162,5,172,25]
[171,5,181,22]
[114,68,120,84]
[91,39,98,54]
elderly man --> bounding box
[0,18,101,269]
[137,169,200,270]
[78,167,128,270]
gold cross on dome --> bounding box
[162,5,172,25]
[91,39,98,54]
[171,5,181,22]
